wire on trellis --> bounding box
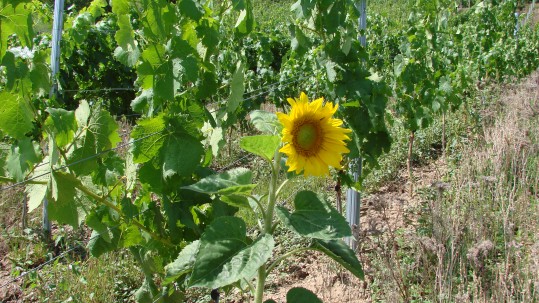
[281,178,317,206]
[0,223,122,290]
[205,74,307,111]
[217,153,254,173]
[208,76,308,114]
[62,87,137,93]
[0,130,164,192]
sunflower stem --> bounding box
[264,149,281,235]
[254,265,266,303]
[254,149,281,303]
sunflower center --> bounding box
[294,122,322,154]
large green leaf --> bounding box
[114,14,140,67]
[164,240,200,284]
[276,191,351,240]
[48,171,82,227]
[182,167,252,194]
[249,110,282,135]
[0,2,34,56]
[286,287,323,303]
[208,125,224,157]
[189,217,274,288]
[239,135,280,162]
[111,0,130,15]
[0,91,34,139]
[24,157,51,213]
[131,89,154,114]
[88,229,120,258]
[227,61,245,113]
[131,115,166,163]
[29,51,50,97]
[291,0,316,19]
[69,101,121,175]
[45,108,77,148]
[140,1,176,43]
[234,3,254,36]
[162,133,204,179]
[179,0,204,21]
[137,44,166,92]
[313,239,364,279]
[6,138,41,182]
[68,130,97,175]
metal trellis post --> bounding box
[345,0,367,250]
[44,0,65,239]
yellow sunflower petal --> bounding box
[276,93,352,177]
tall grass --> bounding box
[366,74,539,302]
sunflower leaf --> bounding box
[286,287,323,303]
[239,135,280,162]
[312,239,364,279]
[182,167,253,194]
[188,217,274,288]
[276,190,351,240]
[249,110,282,135]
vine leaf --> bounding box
[114,14,140,67]
[276,190,351,240]
[111,0,130,15]
[179,0,204,21]
[227,61,245,113]
[69,101,121,175]
[45,108,77,148]
[0,91,34,140]
[234,6,254,36]
[29,51,51,97]
[48,171,82,227]
[131,115,166,163]
[189,217,274,288]
[25,157,51,213]
[6,138,41,182]
[162,133,204,179]
[0,2,34,56]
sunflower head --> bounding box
[277,92,352,177]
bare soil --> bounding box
[255,159,445,303]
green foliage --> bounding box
[239,135,280,162]
[183,167,254,195]
[189,217,274,288]
[312,239,364,279]
[6,138,41,182]
[249,110,283,135]
[276,190,351,240]
[1,0,539,302]
[0,0,35,56]
[0,90,35,140]
[286,287,323,303]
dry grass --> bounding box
[363,72,539,302]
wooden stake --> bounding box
[407,131,415,197]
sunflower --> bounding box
[277,92,352,177]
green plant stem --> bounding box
[254,265,266,303]
[275,179,289,198]
[254,149,282,303]
[249,194,266,218]
[263,150,281,235]
[75,182,173,247]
